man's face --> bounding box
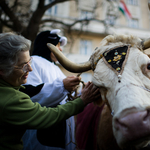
[2,51,32,87]
[50,42,62,62]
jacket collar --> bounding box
[0,78,25,90]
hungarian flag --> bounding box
[119,0,132,19]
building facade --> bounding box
[33,0,150,82]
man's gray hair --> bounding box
[0,32,31,76]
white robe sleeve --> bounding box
[31,78,69,107]
[25,56,69,107]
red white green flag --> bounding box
[119,0,132,19]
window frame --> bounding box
[106,14,116,26]
[127,0,138,6]
[46,0,58,15]
[79,39,92,55]
[80,10,94,19]
[128,18,139,28]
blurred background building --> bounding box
[36,0,150,82]
[2,0,150,83]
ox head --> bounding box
[47,34,150,149]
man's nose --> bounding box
[27,64,33,72]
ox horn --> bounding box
[142,38,150,50]
[141,2,150,50]
[47,43,92,73]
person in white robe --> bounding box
[21,29,80,150]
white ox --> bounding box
[47,34,150,149]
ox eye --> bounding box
[147,64,150,70]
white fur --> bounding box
[59,36,67,46]
[50,29,67,46]
[50,29,61,34]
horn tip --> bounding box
[47,43,56,49]
[148,2,150,11]
[47,43,51,47]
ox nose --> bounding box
[114,110,150,141]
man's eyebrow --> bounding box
[18,58,31,66]
[17,62,26,66]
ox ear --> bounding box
[142,39,150,50]
[142,2,150,50]
[93,97,105,107]
[93,87,107,107]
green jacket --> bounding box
[0,79,84,150]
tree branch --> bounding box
[41,17,105,28]
[44,0,75,10]
[0,0,24,32]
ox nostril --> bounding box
[115,118,128,131]
[143,110,150,122]
[114,110,150,132]
[114,110,150,142]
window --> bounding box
[80,39,92,55]
[127,0,138,6]
[80,10,93,19]
[47,0,57,15]
[128,18,139,28]
[107,0,118,2]
[106,14,116,26]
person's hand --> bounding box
[80,82,101,106]
[63,76,81,92]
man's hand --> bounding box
[80,82,101,106]
[63,76,81,92]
